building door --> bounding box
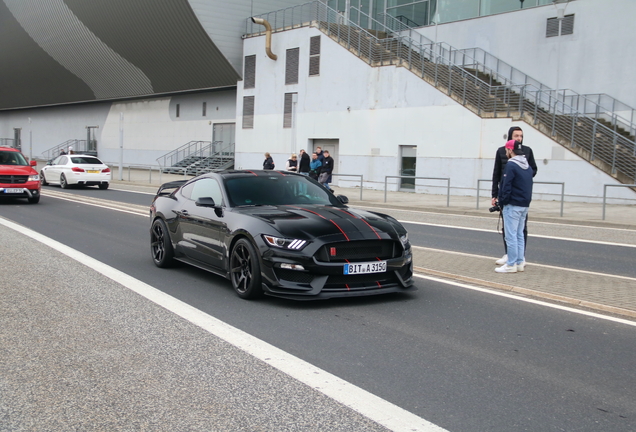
[312,138,339,178]
[399,145,417,190]
[213,123,235,153]
[13,128,21,151]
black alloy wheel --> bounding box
[40,171,48,186]
[151,218,174,268]
[28,196,40,204]
[230,238,263,299]
[60,174,68,189]
[98,183,109,190]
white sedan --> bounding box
[41,154,111,189]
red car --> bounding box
[0,147,41,204]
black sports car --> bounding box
[149,170,415,300]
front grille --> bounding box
[275,268,314,284]
[0,175,28,184]
[315,240,398,262]
[323,272,399,291]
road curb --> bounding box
[414,266,636,320]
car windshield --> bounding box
[71,157,103,164]
[225,174,343,207]
[0,150,28,166]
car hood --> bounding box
[0,165,36,176]
[233,205,404,242]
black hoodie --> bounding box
[491,127,538,198]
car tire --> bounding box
[60,174,69,189]
[230,238,263,299]
[40,171,48,186]
[150,218,175,268]
[98,183,109,190]
[28,196,40,204]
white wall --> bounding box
[236,25,636,203]
[416,0,636,108]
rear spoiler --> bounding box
[155,180,188,196]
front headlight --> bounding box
[399,233,409,247]
[28,174,40,181]
[262,235,308,251]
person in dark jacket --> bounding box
[285,153,298,172]
[319,150,334,191]
[315,146,325,164]
[298,149,310,175]
[491,126,537,266]
[495,140,533,273]
[263,152,275,170]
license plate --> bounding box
[86,170,100,173]
[344,261,387,275]
[4,188,23,193]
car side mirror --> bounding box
[30,160,37,167]
[196,197,217,207]
[337,195,349,204]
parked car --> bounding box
[40,154,111,189]
[0,147,41,204]
[150,170,415,300]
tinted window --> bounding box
[182,178,224,206]
[225,175,342,207]
[71,157,103,164]
[0,150,28,166]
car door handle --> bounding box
[173,209,189,217]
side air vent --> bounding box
[546,14,574,37]
[244,55,256,89]
[285,48,300,85]
[309,36,321,76]
[283,92,296,128]
[242,96,254,129]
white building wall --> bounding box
[237,25,636,202]
[417,0,636,108]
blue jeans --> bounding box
[502,205,529,266]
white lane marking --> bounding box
[110,187,156,195]
[43,192,148,216]
[359,205,636,233]
[400,220,636,248]
[414,274,636,327]
[0,216,446,432]
[412,246,636,282]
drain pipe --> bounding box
[251,17,277,60]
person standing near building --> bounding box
[491,126,537,266]
[315,146,325,164]
[263,152,275,170]
[285,153,298,172]
[309,152,322,180]
[319,150,334,191]
[298,149,310,176]
[495,140,534,273]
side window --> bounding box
[189,178,224,206]
[57,156,68,165]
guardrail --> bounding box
[332,173,363,200]
[384,176,450,206]
[476,179,565,217]
[602,184,636,220]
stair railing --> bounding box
[156,140,211,171]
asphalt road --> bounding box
[1,187,635,432]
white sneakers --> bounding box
[495,254,508,265]
[494,254,526,273]
[495,264,517,273]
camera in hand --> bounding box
[489,201,501,213]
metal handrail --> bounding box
[331,173,363,200]
[384,176,450,206]
[476,179,565,217]
[602,184,636,220]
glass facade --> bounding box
[329,0,556,29]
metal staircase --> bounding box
[157,140,235,176]
[41,139,89,160]
[246,1,636,185]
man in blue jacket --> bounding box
[496,139,533,273]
